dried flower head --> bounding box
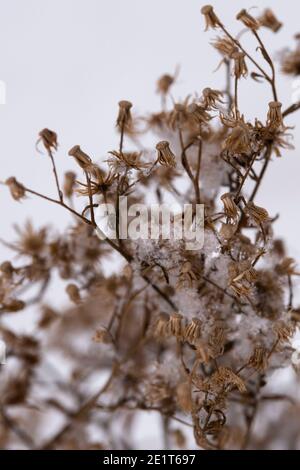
[273,321,294,343]
[157,72,177,95]
[211,36,237,57]
[232,51,248,78]
[63,171,76,198]
[220,193,239,221]
[222,124,251,154]
[184,317,202,344]
[236,9,259,30]
[267,101,283,128]
[169,312,184,340]
[156,141,176,167]
[5,177,26,201]
[68,145,92,170]
[187,103,211,124]
[258,9,282,33]
[244,201,269,225]
[116,100,133,130]
[201,5,221,31]
[154,313,170,339]
[38,128,58,152]
[248,347,268,371]
[202,87,223,109]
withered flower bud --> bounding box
[5,177,26,201]
[201,5,221,31]
[38,128,58,152]
[244,201,269,225]
[157,74,175,95]
[211,36,237,57]
[219,222,238,240]
[267,101,283,128]
[66,284,81,304]
[63,171,77,198]
[184,317,202,344]
[236,9,259,30]
[156,141,176,167]
[154,313,170,338]
[273,321,294,342]
[232,51,248,78]
[258,9,282,33]
[116,100,133,130]
[169,312,184,340]
[202,87,223,109]
[187,103,211,124]
[220,193,239,221]
[68,145,92,170]
[92,327,113,345]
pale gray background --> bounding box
[0,0,299,449]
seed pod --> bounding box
[267,101,283,128]
[68,145,92,170]
[220,193,239,221]
[156,141,176,167]
[244,201,269,225]
[5,177,26,201]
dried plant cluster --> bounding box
[1,6,300,450]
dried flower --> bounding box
[187,103,211,124]
[275,258,300,276]
[116,100,133,130]
[244,201,269,225]
[208,367,246,393]
[157,72,177,95]
[63,171,76,198]
[248,347,268,371]
[169,312,184,340]
[154,313,170,339]
[273,321,294,343]
[68,145,92,170]
[66,284,81,304]
[156,141,176,167]
[236,9,259,30]
[267,101,283,128]
[220,193,239,221]
[232,51,248,78]
[258,9,282,33]
[223,124,251,154]
[92,327,113,344]
[202,87,223,109]
[38,128,58,152]
[211,36,237,57]
[184,318,202,344]
[201,5,221,31]
[5,177,26,201]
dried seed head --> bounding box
[154,312,170,338]
[232,51,248,78]
[236,9,259,30]
[248,347,268,371]
[275,257,300,276]
[157,74,175,95]
[219,222,238,240]
[202,87,223,109]
[0,261,14,279]
[201,5,221,31]
[117,100,133,130]
[169,312,184,340]
[187,103,211,124]
[267,101,283,128]
[63,171,77,198]
[68,145,92,170]
[184,317,202,344]
[5,177,26,201]
[211,36,237,57]
[258,9,282,33]
[210,367,246,393]
[176,381,193,413]
[244,201,269,225]
[273,321,294,343]
[220,193,239,221]
[92,327,113,344]
[66,284,81,304]
[38,128,58,152]
[156,141,176,167]
[223,124,251,154]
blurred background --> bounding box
[0,0,299,448]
